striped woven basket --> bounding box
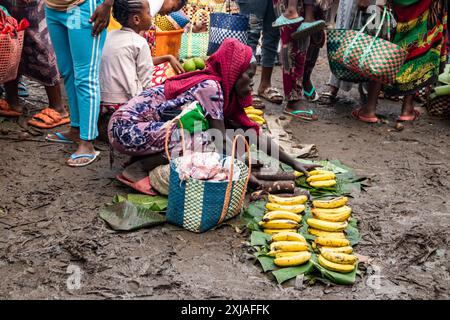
[164,124,251,233]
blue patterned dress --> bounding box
[108,80,224,156]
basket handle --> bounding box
[217,134,252,225]
[164,118,186,161]
[187,8,210,57]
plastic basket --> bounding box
[148,29,184,59]
[0,30,24,84]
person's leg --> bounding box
[66,1,106,165]
[285,0,300,19]
[237,0,262,56]
[3,78,20,112]
[45,6,80,141]
[353,81,381,122]
[45,84,68,117]
[302,7,325,101]
[398,95,420,121]
[258,0,283,103]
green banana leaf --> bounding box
[272,261,315,284]
[126,194,168,211]
[310,253,358,285]
[99,200,166,231]
[251,231,272,246]
[241,199,267,231]
[257,256,277,272]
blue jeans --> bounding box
[237,0,280,68]
[45,0,106,141]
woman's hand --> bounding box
[90,0,113,37]
[168,55,185,74]
[292,161,322,176]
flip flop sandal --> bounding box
[28,107,70,129]
[45,132,74,144]
[352,108,379,123]
[251,94,266,109]
[116,174,157,195]
[303,85,320,102]
[283,108,318,121]
[0,99,22,117]
[272,15,304,28]
[259,87,284,104]
[18,81,29,98]
[318,92,338,105]
[397,109,421,122]
[67,151,101,167]
[291,20,326,41]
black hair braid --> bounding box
[112,0,144,27]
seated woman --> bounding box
[108,39,317,194]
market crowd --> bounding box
[0,0,448,193]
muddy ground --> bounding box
[1,52,450,300]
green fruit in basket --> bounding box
[193,57,205,70]
[182,59,196,72]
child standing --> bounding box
[44,0,112,167]
[100,0,154,109]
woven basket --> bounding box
[426,95,450,118]
[0,30,24,84]
[164,122,251,233]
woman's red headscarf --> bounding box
[164,39,259,133]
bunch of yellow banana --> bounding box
[260,194,308,235]
[307,170,337,188]
[312,237,357,272]
[266,231,311,267]
[317,249,357,273]
[245,106,265,125]
[308,196,351,238]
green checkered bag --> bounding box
[180,9,210,59]
[164,126,251,233]
[332,7,407,85]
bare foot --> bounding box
[283,8,299,20]
[50,105,69,118]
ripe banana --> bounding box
[321,250,357,265]
[308,170,334,176]
[259,219,299,229]
[270,241,309,252]
[306,173,336,182]
[244,108,264,116]
[263,211,302,223]
[268,194,307,205]
[263,229,297,235]
[275,251,309,258]
[271,231,306,243]
[315,237,350,247]
[309,180,337,188]
[274,251,311,267]
[312,196,348,209]
[311,209,351,222]
[248,114,266,124]
[266,202,305,214]
[307,218,348,232]
[307,228,346,239]
[311,205,352,215]
[294,171,304,177]
[318,254,356,273]
[319,246,353,254]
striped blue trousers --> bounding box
[46,0,106,141]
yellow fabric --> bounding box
[107,13,122,32]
